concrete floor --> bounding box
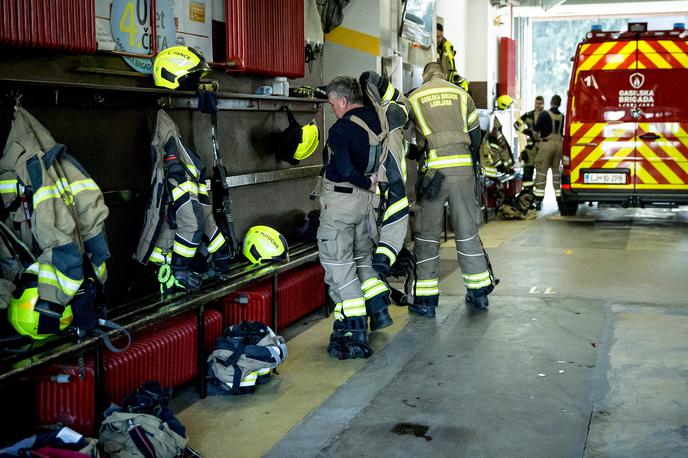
[174,196,688,458]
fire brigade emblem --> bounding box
[629,72,645,89]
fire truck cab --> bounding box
[560,22,688,215]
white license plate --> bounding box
[584,173,627,184]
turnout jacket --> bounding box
[0,108,110,307]
[135,110,227,270]
[408,75,480,175]
[362,79,410,268]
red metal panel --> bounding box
[499,37,517,98]
[0,0,96,51]
[225,0,304,78]
[277,263,325,329]
[35,361,96,436]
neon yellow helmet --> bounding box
[243,226,289,264]
[277,107,320,165]
[8,287,73,340]
[294,123,319,161]
[153,46,211,90]
[497,95,514,110]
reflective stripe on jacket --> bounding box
[135,110,226,270]
[408,76,480,171]
[0,108,110,306]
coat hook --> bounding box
[13,91,23,111]
[94,92,105,103]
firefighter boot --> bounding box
[465,289,489,310]
[327,317,373,359]
[367,295,393,332]
[408,295,438,318]
[534,198,543,211]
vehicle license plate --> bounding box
[583,173,626,184]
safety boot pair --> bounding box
[327,316,373,360]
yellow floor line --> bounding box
[174,306,409,458]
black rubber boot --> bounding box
[366,295,393,331]
[327,317,373,359]
[408,295,438,317]
[465,290,489,310]
[408,304,436,317]
[369,309,393,331]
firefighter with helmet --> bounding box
[436,23,471,93]
[406,62,497,314]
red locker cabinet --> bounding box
[499,37,517,97]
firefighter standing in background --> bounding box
[514,95,545,191]
[318,76,392,360]
[406,62,497,314]
[533,94,565,210]
[436,23,471,93]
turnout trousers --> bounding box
[410,172,492,307]
[534,134,562,199]
[317,180,390,321]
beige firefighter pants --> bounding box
[534,136,562,198]
[317,181,388,319]
[410,172,492,307]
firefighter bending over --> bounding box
[318,76,393,360]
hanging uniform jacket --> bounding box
[0,108,110,309]
[135,110,229,281]
[479,116,515,178]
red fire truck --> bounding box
[560,22,688,215]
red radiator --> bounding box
[277,263,325,329]
[215,263,326,329]
[217,280,273,328]
[225,0,305,77]
[0,0,96,52]
[34,309,223,436]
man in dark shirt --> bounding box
[533,94,565,209]
[318,76,392,360]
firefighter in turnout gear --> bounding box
[514,95,545,190]
[136,110,231,293]
[436,24,470,93]
[407,62,496,314]
[319,76,392,360]
[479,116,515,179]
[533,94,565,210]
[358,71,410,285]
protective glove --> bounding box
[372,252,391,279]
[172,268,202,290]
[519,150,529,163]
[70,280,98,332]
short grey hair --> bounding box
[326,76,362,104]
